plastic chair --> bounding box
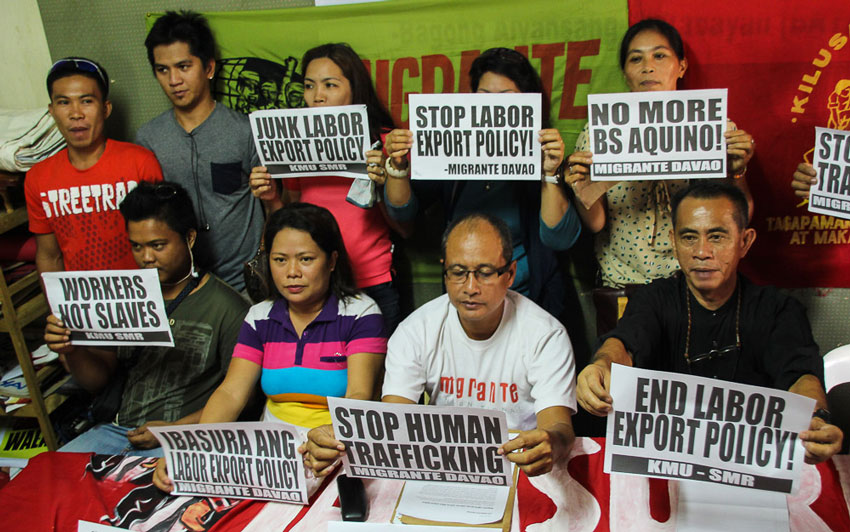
[823,344,850,454]
[823,344,850,392]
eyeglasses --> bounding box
[443,263,511,284]
[49,58,109,93]
[687,343,740,367]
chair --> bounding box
[823,344,850,454]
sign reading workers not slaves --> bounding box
[409,93,542,181]
[250,104,371,179]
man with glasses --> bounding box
[304,213,577,477]
[25,57,162,274]
[576,181,843,464]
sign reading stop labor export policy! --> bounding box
[604,365,814,494]
[150,422,309,504]
[588,89,728,181]
[409,93,542,181]
[250,104,370,179]
[328,397,512,486]
[42,269,172,347]
[809,127,850,220]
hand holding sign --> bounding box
[249,165,279,203]
[385,128,413,169]
[800,416,843,464]
[724,127,755,174]
[44,314,73,354]
[576,359,615,416]
[299,424,347,477]
[539,128,566,176]
[792,162,817,199]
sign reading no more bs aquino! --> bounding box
[588,89,728,181]
[328,397,512,486]
[150,422,309,504]
[604,365,814,494]
[42,269,173,347]
[409,93,542,181]
[250,104,371,179]
[809,126,850,220]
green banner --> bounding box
[148,0,628,148]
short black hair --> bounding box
[145,10,216,70]
[619,18,685,70]
[119,180,198,238]
[441,212,513,266]
[46,57,109,99]
[469,47,549,126]
[263,202,358,302]
[671,181,749,230]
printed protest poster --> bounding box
[328,397,512,486]
[42,269,172,347]
[250,104,370,178]
[808,127,850,220]
[150,422,308,504]
[409,93,542,181]
[604,365,814,493]
[588,89,727,181]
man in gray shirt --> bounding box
[137,10,267,292]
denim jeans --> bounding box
[363,280,402,336]
[59,422,164,457]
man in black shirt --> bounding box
[577,181,842,464]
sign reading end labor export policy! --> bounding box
[151,422,309,504]
[328,397,512,486]
[588,89,727,181]
[604,365,814,494]
[809,126,850,220]
[409,93,542,180]
[42,269,172,346]
[250,104,370,179]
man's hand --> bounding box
[498,427,564,477]
[249,165,279,202]
[44,314,73,354]
[792,162,817,199]
[126,421,168,449]
[153,457,174,493]
[725,128,755,174]
[800,416,843,464]
[577,361,613,416]
[298,424,345,477]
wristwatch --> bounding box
[812,408,832,424]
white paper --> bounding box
[409,93,542,180]
[604,365,814,494]
[328,397,512,486]
[677,480,789,531]
[808,126,850,220]
[396,481,510,524]
[42,269,172,347]
[250,104,370,179]
[328,523,482,532]
[78,522,127,531]
[150,421,309,504]
[588,89,727,181]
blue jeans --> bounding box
[363,281,402,336]
[59,423,164,457]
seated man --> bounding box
[577,181,843,463]
[304,213,577,476]
[45,181,249,456]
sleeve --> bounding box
[600,283,666,369]
[345,297,388,356]
[139,150,163,183]
[382,181,419,222]
[574,122,590,151]
[381,320,426,402]
[765,294,824,391]
[231,309,265,366]
[217,291,251,373]
[539,202,582,251]
[23,166,52,234]
[527,325,577,414]
[134,126,152,150]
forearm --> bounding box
[384,175,413,208]
[789,374,828,411]
[540,182,569,229]
[172,408,204,426]
[592,337,635,368]
[575,197,606,233]
[199,385,251,424]
[537,407,575,461]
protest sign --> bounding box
[808,127,850,220]
[250,104,370,179]
[588,89,727,181]
[409,93,542,181]
[328,398,512,486]
[150,422,308,504]
[604,365,814,494]
[42,269,172,347]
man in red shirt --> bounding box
[25,57,162,274]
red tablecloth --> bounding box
[1,438,848,531]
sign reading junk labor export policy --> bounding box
[409,93,542,180]
[588,89,728,181]
[328,398,512,486]
[604,365,814,494]
[809,127,850,220]
[150,422,309,504]
[250,104,370,178]
[42,269,172,347]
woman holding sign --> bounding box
[153,202,386,492]
[250,43,406,335]
[566,19,755,289]
[380,47,582,319]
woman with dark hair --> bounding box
[566,18,755,289]
[250,43,406,335]
[379,48,582,318]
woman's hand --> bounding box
[540,129,565,176]
[44,314,73,354]
[153,457,174,493]
[792,162,817,199]
[726,129,755,174]
[249,166,279,202]
[385,129,413,169]
[126,421,167,449]
[298,424,345,478]
[366,149,387,186]
[565,151,594,191]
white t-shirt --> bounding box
[383,291,576,431]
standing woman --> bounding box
[566,19,754,289]
[250,43,406,334]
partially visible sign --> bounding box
[809,126,850,220]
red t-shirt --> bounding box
[24,139,163,271]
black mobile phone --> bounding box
[336,474,368,521]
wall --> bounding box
[1,0,52,109]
